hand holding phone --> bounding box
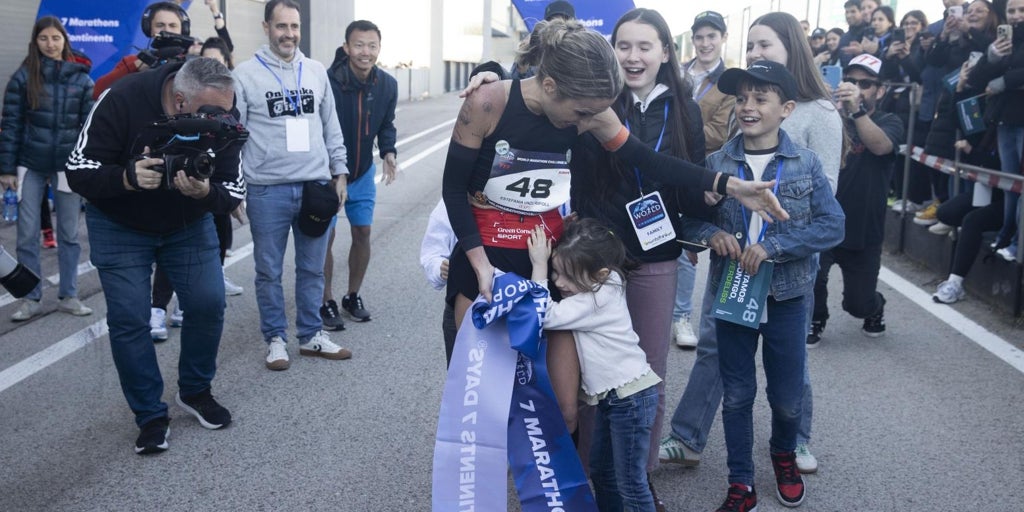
[893,28,906,44]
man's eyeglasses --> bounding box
[843,78,881,89]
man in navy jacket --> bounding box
[322,19,398,328]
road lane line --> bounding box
[394,119,454,148]
[879,265,1024,373]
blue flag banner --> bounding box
[432,272,595,511]
[510,0,636,37]
[36,1,192,80]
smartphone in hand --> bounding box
[948,5,963,18]
[998,24,1013,41]
[893,28,906,44]
[821,65,842,91]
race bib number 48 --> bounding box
[483,143,571,215]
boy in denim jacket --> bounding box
[695,61,845,511]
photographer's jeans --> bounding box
[246,183,331,344]
[15,169,83,301]
[86,206,224,427]
[716,296,806,487]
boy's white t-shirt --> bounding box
[742,150,776,246]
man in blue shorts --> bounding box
[322,19,398,328]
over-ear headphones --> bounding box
[141,1,191,38]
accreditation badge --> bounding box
[625,191,676,251]
[710,259,774,328]
[286,117,310,152]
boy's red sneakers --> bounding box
[771,451,806,507]
[716,483,758,512]
[42,228,57,249]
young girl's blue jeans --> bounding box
[590,385,659,512]
[716,295,807,487]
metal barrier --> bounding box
[892,82,1024,315]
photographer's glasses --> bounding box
[843,78,881,89]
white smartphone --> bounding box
[998,24,1013,41]
[968,51,983,68]
[948,5,963,18]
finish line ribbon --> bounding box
[432,272,595,511]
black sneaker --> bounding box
[862,295,887,338]
[806,320,825,348]
[319,300,346,331]
[341,293,371,322]
[135,416,170,455]
[716,483,758,512]
[771,451,806,507]
[176,389,232,430]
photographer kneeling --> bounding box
[66,57,247,455]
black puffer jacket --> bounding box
[0,57,93,175]
[968,22,1024,127]
[924,29,994,158]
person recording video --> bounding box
[93,1,192,99]
[65,57,246,455]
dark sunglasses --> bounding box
[843,77,881,89]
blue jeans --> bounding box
[247,182,331,343]
[717,296,807,486]
[669,282,815,451]
[86,205,224,427]
[590,385,659,512]
[996,125,1024,245]
[672,252,696,320]
[15,170,83,301]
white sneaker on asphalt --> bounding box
[266,337,290,371]
[658,435,700,467]
[169,306,183,327]
[58,297,93,316]
[299,330,352,360]
[224,276,244,296]
[673,315,698,349]
[891,199,922,213]
[795,444,818,474]
[933,279,966,304]
[150,307,168,341]
[11,299,42,322]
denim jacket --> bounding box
[693,130,845,301]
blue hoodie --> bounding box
[327,48,397,183]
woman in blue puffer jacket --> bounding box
[0,16,94,321]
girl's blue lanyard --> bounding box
[737,159,783,247]
[255,54,303,115]
[623,101,669,195]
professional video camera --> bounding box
[133,105,249,189]
[0,245,40,298]
[136,31,194,68]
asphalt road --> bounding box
[0,92,1021,512]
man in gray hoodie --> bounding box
[233,0,351,370]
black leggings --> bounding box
[152,213,234,309]
[936,189,1004,278]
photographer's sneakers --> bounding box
[135,416,170,455]
[341,293,371,322]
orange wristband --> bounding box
[601,126,630,152]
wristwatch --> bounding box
[213,13,224,20]
[849,105,868,120]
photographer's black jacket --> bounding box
[66,62,245,234]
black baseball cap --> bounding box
[544,1,575,21]
[692,11,727,33]
[718,60,799,101]
[811,28,827,38]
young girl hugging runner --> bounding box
[697,61,844,511]
[526,219,661,512]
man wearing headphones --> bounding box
[93,1,191,99]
